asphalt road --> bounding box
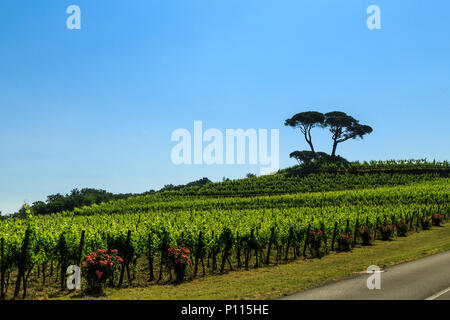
[281,250,450,300]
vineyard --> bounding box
[158,159,449,197]
[0,160,449,299]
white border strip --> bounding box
[425,287,450,300]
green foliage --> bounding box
[337,235,353,252]
[0,178,448,280]
[323,111,373,156]
[12,178,213,217]
[396,220,409,237]
[16,188,136,217]
[289,150,330,165]
[285,110,373,158]
[358,226,373,245]
[285,111,325,153]
[0,161,448,295]
[160,178,212,192]
[378,225,396,241]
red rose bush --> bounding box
[168,245,192,283]
[82,248,123,293]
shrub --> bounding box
[168,245,193,283]
[432,214,444,227]
[420,217,431,230]
[82,249,123,294]
[378,225,396,241]
[308,230,325,257]
[337,235,353,251]
[396,220,409,237]
[358,226,372,245]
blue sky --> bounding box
[1,0,449,214]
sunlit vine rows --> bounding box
[0,175,448,298]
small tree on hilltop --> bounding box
[289,150,328,165]
[324,111,373,157]
[284,111,325,153]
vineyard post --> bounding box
[236,231,241,269]
[148,233,154,281]
[194,231,202,277]
[345,220,350,235]
[1,237,4,300]
[157,231,165,282]
[126,241,133,284]
[211,231,217,271]
[59,235,68,291]
[353,219,359,246]
[374,217,379,240]
[107,233,114,287]
[220,231,232,273]
[265,227,275,264]
[409,213,413,230]
[77,231,85,267]
[21,230,30,298]
[284,227,293,261]
[302,224,311,258]
[259,234,264,266]
[331,222,338,251]
[416,213,420,230]
[118,230,131,287]
[14,228,30,300]
[244,229,254,270]
[321,225,328,255]
[254,228,260,268]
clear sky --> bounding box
[1,0,449,214]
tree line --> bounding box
[9,178,213,218]
[14,188,136,217]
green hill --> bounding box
[0,159,448,299]
[63,159,448,217]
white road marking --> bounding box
[425,287,450,300]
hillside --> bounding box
[13,159,448,218]
[0,159,448,300]
[185,159,449,197]
[60,159,448,216]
